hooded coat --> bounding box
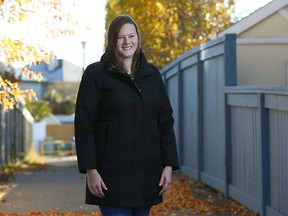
[74,52,179,208]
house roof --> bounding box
[54,114,74,124]
[23,58,81,82]
[40,113,61,125]
[23,59,62,82]
[217,0,288,37]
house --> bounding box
[33,113,75,153]
[54,114,75,124]
[19,59,81,153]
[216,0,288,85]
[19,58,82,99]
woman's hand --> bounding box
[159,166,172,196]
[86,169,108,198]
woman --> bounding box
[74,14,179,216]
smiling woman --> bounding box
[104,15,141,76]
[116,25,138,61]
[74,14,179,216]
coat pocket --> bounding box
[94,120,112,162]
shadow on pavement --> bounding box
[0,156,99,213]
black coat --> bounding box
[74,52,179,208]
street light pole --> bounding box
[81,41,86,73]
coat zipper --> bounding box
[124,73,142,94]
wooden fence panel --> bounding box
[227,93,262,212]
[161,34,236,194]
[225,87,288,216]
[0,105,33,168]
[202,55,226,191]
[265,93,288,216]
[181,65,199,179]
[161,32,288,216]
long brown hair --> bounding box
[105,14,141,74]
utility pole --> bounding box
[81,41,86,73]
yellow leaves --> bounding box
[20,67,43,82]
[171,23,178,31]
[0,173,257,215]
[15,0,32,4]
[150,172,257,216]
[0,38,45,111]
[18,12,26,21]
[0,1,77,111]
[0,76,36,111]
[2,38,24,63]
[0,78,16,110]
[0,184,16,202]
[156,2,164,13]
[206,21,211,29]
[0,172,256,215]
[1,38,55,68]
[1,0,75,62]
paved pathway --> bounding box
[0,156,100,213]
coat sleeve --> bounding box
[157,72,179,170]
[74,63,102,174]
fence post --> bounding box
[197,52,204,181]
[225,94,232,198]
[177,63,184,166]
[0,106,4,167]
[224,34,237,87]
[260,93,270,216]
[224,34,237,197]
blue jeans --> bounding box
[99,206,151,216]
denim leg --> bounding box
[99,206,151,216]
[99,206,132,216]
[132,207,151,216]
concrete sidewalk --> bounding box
[0,156,100,213]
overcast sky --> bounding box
[53,0,273,68]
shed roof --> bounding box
[218,0,288,37]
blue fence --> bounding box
[0,103,33,168]
[226,86,288,216]
[161,34,288,216]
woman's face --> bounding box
[116,23,138,60]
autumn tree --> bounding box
[106,0,235,68]
[0,0,76,111]
[25,100,52,122]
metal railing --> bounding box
[40,140,75,157]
